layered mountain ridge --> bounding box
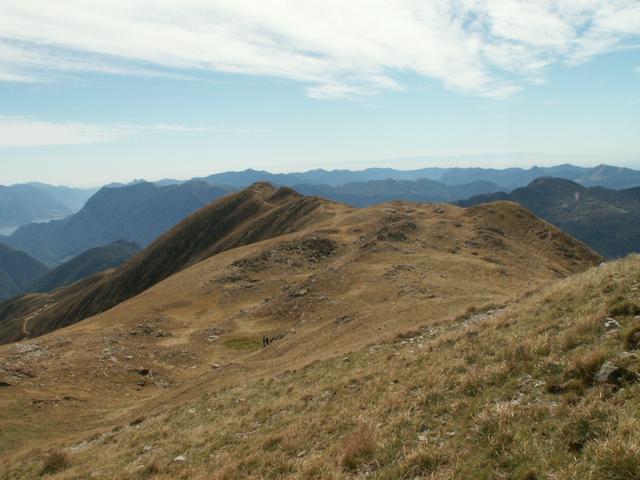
[459,177,640,258]
[2,181,233,265]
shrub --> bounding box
[40,449,70,475]
[608,299,640,317]
[590,438,640,480]
[624,324,640,351]
[565,349,608,386]
[562,414,606,453]
[340,423,377,471]
[401,449,445,476]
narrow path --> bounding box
[20,304,51,337]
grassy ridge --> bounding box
[3,255,639,479]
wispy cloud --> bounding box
[0,1,639,98]
[0,116,257,147]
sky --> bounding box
[0,1,639,187]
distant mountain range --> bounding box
[186,164,640,190]
[0,242,48,300]
[1,181,233,265]
[458,177,640,258]
[29,240,141,293]
[0,184,71,230]
[23,182,98,211]
[3,163,640,267]
[294,178,506,207]
[0,183,97,233]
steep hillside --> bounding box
[294,178,505,207]
[0,186,602,471]
[28,240,141,293]
[0,184,70,230]
[3,254,637,479]
[3,181,234,265]
[0,184,326,344]
[459,177,640,258]
[0,244,49,301]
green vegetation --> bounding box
[223,338,262,351]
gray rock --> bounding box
[603,317,621,330]
[594,361,633,385]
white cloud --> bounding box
[0,1,638,98]
[0,117,253,147]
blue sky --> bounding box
[0,1,639,187]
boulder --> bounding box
[594,355,636,386]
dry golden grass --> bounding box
[39,448,70,475]
[0,199,622,479]
[0,254,638,479]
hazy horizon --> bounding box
[3,155,640,189]
[1,2,639,186]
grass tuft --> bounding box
[340,423,377,472]
[40,449,70,476]
[623,324,640,351]
[565,349,608,386]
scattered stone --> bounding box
[211,363,221,370]
[12,343,42,354]
[143,445,153,452]
[292,288,308,297]
[594,361,634,386]
[135,368,150,376]
[335,314,353,325]
[173,455,187,463]
[603,317,621,330]
[342,357,351,363]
